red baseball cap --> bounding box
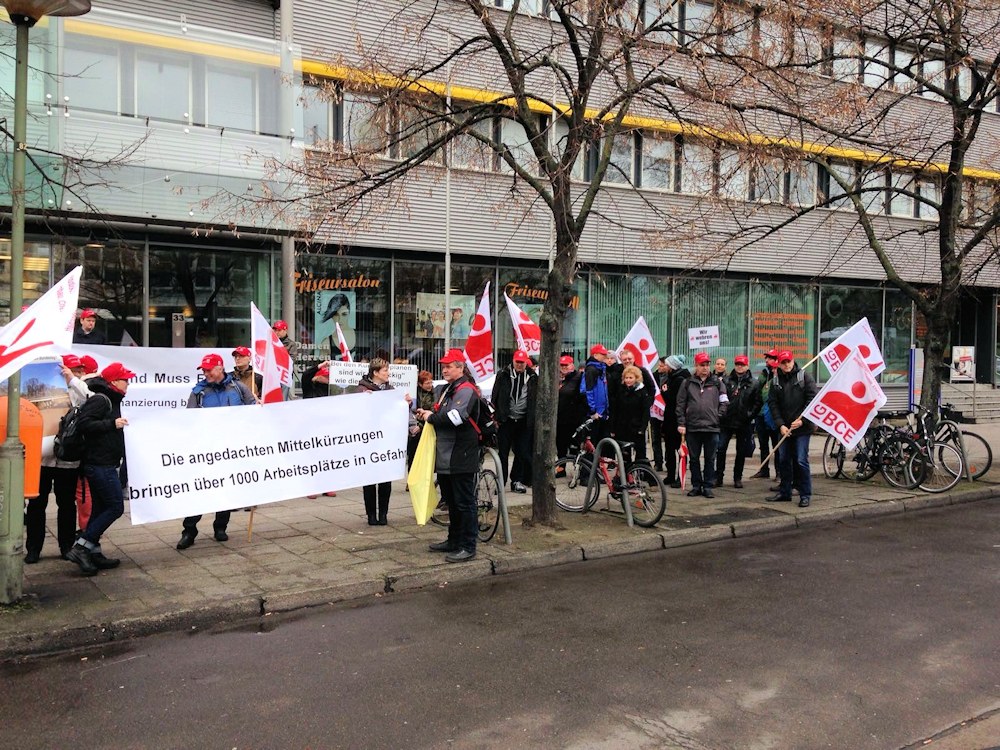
[102,362,136,382]
[438,348,466,364]
[61,354,83,369]
[79,355,99,375]
[559,355,574,366]
[765,349,779,359]
[232,346,251,357]
[734,355,749,365]
[272,320,288,331]
[79,308,96,319]
[199,353,225,370]
[590,344,608,356]
[778,351,794,362]
[694,352,711,365]
[512,350,531,364]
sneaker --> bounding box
[798,497,811,508]
[766,494,792,502]
[511,481,528,494]
[702,489,715,498]
[734,480,744,489]
[90,551,121,570]
[24,550,40,564]
[669,480,682,489]
[750,469,769,479]
[687,488,703,497]
[65,543,98,576]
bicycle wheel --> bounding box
[958,431,992,479]
[918,442,964,493]
[822,434,844,479]
[840,445,868,481]
[554,456,598,512]
[879,434,926,490]
[476,468,501,542]
[622,464,667,527]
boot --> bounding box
[66,543,98,576]
[378,495,389,526]
[367,514,378,526]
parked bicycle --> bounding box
[936,403,993,479]
[430,446,502,542]
[553,419,667,528]
[821,411,926,490]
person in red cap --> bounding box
[767,351,818,508]
[752,349,782,480]
[675,352,728,498]
[414,348,481,563]
[64,362,136,576]
[271,319,300,369]
[230,345,262,396]
[175,353,256,550]
[716,354,763,489]
[73,308,107,345]
[556,354,586,464]
[581,344,611,446]
[491,349,537,493]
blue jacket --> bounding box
[581,357,609,418]
[187,374,255,408]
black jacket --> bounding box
[611,382,653,438]
[721,368,762,430]
[491,365,537,430]
[557,370,587,429]
[73,327,107,345]
[78,377,125,467]
[608,364,655,420]
[428,375,481,475]
[676,373,728,433]
[663,367,690,430]
[768,364,819,436]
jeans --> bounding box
[755,417,780,477]
[717,424,754,482]
[497,418,532,486]
[81,464,125,546]
[686,432,719,491]
[438,472,477,553]
[778,433,812,499]
[25,465,78,555]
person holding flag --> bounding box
[767,351,819,507]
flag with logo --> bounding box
[463,282,494,382]
[616,315,665,419]
[678,439,689,490]
[250,303,290,404]
[503,293,541,358]
[0,266,81,383]
[804,350,886,449]
[335,322,353,362]
[818,317,885,377]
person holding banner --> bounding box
[407,371,436,470]
[176,354,256,550]
[414,349,481,563]
[767,351,818,508]
[64,362,136,576]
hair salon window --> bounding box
[393,260,446,372]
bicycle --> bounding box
[430,447,501,542]
[821,413,927,490]
[936,403,993,479]
[907,405,966,493]
[553,419,667,528]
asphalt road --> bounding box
[4,503,1000,750]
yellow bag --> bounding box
[407,424,437,525]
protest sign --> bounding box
[687,325,720,349]
[125,390,408,523]
[324,361,417,397]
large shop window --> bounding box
[296,255,390,364]
[883,289,913,383]
[498,267,588,365]
[0,240,53,325]
[818,285,883,382]
[672,278,748,365]
[749,280,817,375]
[394,260,446,373]
[206,63,257,133]
[590,273,671,359]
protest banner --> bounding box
[503,293,541,356]
[803,350,886,450]
[818,317,886,376]
[251,302,291,399]
[125,390,409,523]
[325,361,417,397]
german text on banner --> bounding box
[125,390,409,524]
[803,350,886,450]
[503,293,541,357]
[616,315,664,419]
[325,361,417,397]
[0,266,81,383]
[818,317,886,377]
[463,282,494,382]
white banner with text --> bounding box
[125,390,408,524]
[325,361,417,397]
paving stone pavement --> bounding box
[3,429,999,659]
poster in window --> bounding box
[315,291,357,351]
[415,292,475,340]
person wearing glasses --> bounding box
[676,352,729,498]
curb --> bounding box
[4,485,999,661]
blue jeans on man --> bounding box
[81,464,125,546]
[686,432,719,496]
[778,432,812,502]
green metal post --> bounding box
[0,18,30,603]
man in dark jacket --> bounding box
[415,348,480,563]
[176,353,256,549]
[556,354,586,461]
[64,362,134,576]
[492,349,537,493]
[661,355,688,487]
[72,308,107,345]
[751,349,781,480]
[716,354,762,488]
[676,352,729,498]
[767,351,819,507]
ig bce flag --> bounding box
[804,350,886,449]
[463,282,494,382]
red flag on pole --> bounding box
[463,282,494,383]
[335,322,353,362]
[250,303,289,404]
[503,292,541,358]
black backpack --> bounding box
[457,382,498,448]
[53,394,111,462]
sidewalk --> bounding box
[3,433,999,659]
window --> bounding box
[452,112,496,171]
[63,39,120,114]
[888,171,915,217]
[551,118,585,180]
[971,181,995,225]
[206,64,256,132]
[831,35,861,82]
[863,39,890,88]
[499,117,537,175]
[891,48,916,91]
[716,4,752,56]
[824,161,854,209]
[751,157,785,203]
[917,178,940,221]
[640,131,674,190]
[791,23,824,69]
[398,100,444,163]
[859,168,885,214]
[299,83,336,146]
[757,13,787,65]
[681,0,715,47]
[788,161,815,206]
[601,131,635,185]
[718,146,749,199]
[920,58,945,101]
[679,140,714,194]
[136,51,191,123]
[642,0,678,43]
[342,93,390,155]
[497,0,541,13]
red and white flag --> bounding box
[804,350,887,449]
[335,322,353,362]
[250,303,291,404]
[678,440,689,490]
[0,266,81,383]
[616,315,665,419]
[819,317,885,377]
[463,282,494,382]
[503,293,541,358]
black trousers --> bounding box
[662,425,681,481]
[497,418,532,486]
[717,424,754,482]
[649,419,666,468]
[182,511,231,536]
[439,472,477,553]
[25,465,78,556]
[363,482,391,519]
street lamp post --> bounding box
[0,0,90,603]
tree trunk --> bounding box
[919,298,956,414]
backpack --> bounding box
[53,394,112,462]
[457,382,498,447]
